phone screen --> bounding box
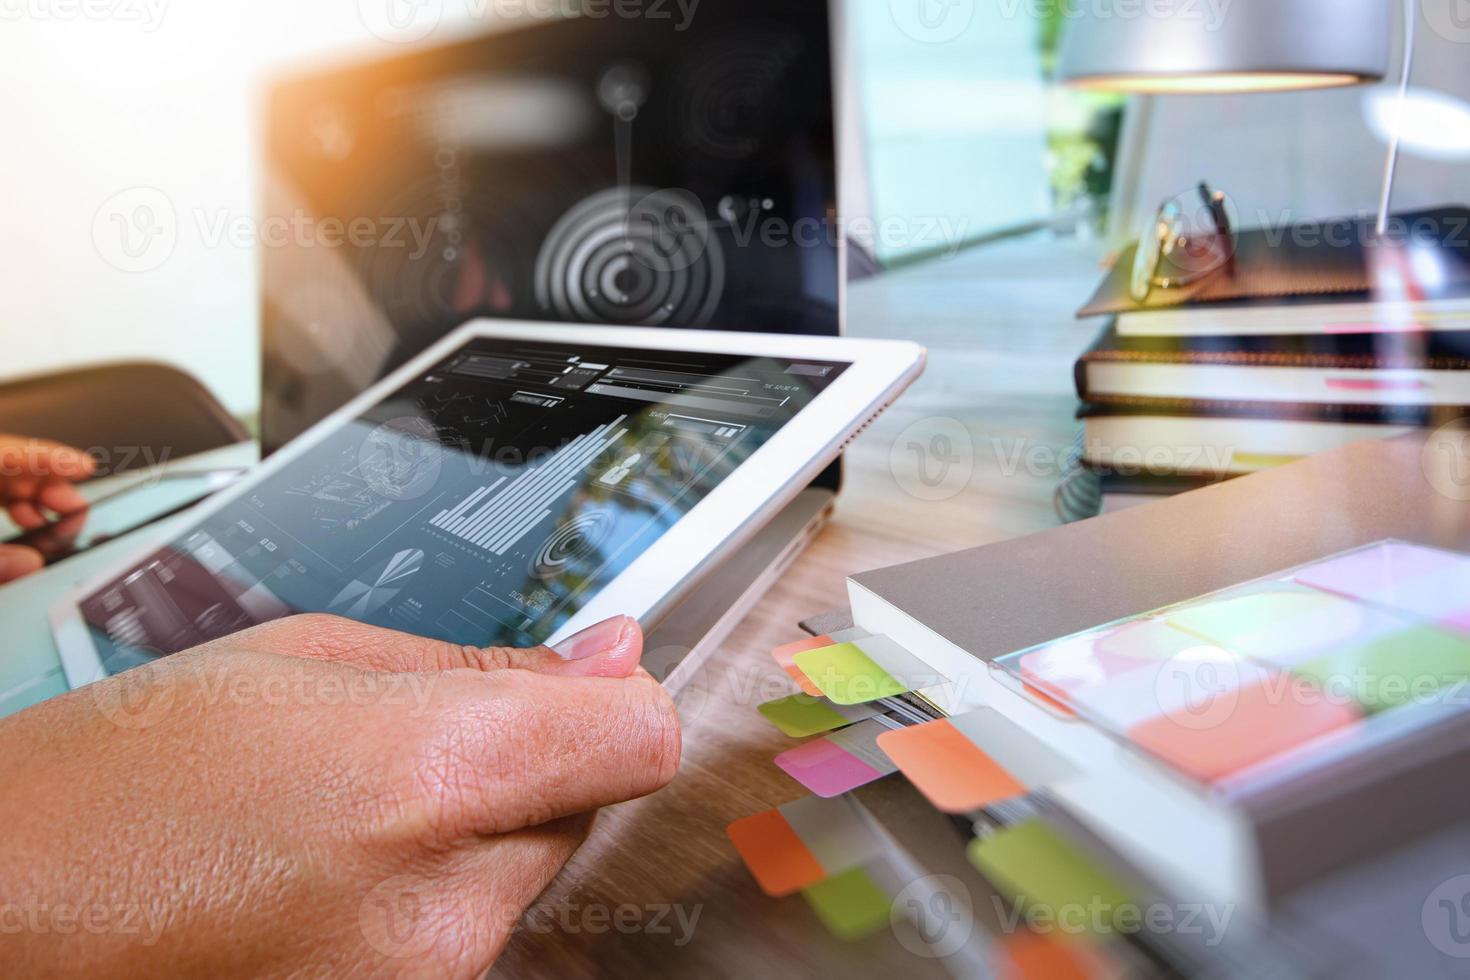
[5,470,243,566]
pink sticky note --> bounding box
[1295,542,1470,635]
[775,720,895,798]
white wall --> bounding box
[0,2,511,417]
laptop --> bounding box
[257,0,844,672]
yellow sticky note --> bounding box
[794,643,911,706]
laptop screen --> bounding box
[259,1,837,454]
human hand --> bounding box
[0,435,95,583]
[0,613,680,978]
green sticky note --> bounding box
[1293,626,1470,715]
[794,643,909,706]
[1165,584,1346,647]
[802,866,891,941]
[757,695,852,739]
[968,822,1131,937]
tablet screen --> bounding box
[78,338,849,673]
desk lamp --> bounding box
[1056,0,1413,235]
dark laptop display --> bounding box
[260,1,837,454]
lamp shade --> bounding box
[1056,0,1391,94]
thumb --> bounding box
[0,545,43,584]
[394,667,682,838]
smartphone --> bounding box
[4,469,245,567]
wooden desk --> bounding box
[493,239,1109,977]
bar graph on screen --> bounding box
[428,417,629,555]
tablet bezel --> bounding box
[51,320,924,688]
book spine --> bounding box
[1078,396,1467,424]
[1074,355,1092,402]
[1080,349,1470,370]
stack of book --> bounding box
[1069,296,1470,514]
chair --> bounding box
[0,362,249,477]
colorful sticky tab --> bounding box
[990,540,1470,790]
[996,931,1109,980]
[1294,541,1470,634]
[1021,620,1200,693]
[758,694,882,739]
[1127,679,1360,783]
[1072,647,1271,732]
[1165,582,1392,668]
[771,636,833,697]
[878,719,1027,813]
[727,794,881,898]
[802,865,892,941]
[793,635,947,706]
[849,635,948,683]
[878,709,1076,813]
[1291,625,1470,715]
[776,718,899,797]
[727,809,825,898]
[968,822,1130,937]
[795,643,911,705]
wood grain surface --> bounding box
[491,240,1108,978]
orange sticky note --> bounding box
[727,809,826,897]
[877,719,1027,813]
[772,636,831,697]
[998,931,1105,980]
[1127,679,1360,783]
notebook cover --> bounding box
[1078,206,1470,318]
[850,434,1470,669]
[799,607,855,637]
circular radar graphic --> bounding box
[531,511,615,581]
[358,417,444,502]
[534,186,724,327]
[675,32,801,160]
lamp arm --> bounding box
[1376,0,1417,237]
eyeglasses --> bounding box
[1130,182,1235,303]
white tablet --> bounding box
[51,321,924,686]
